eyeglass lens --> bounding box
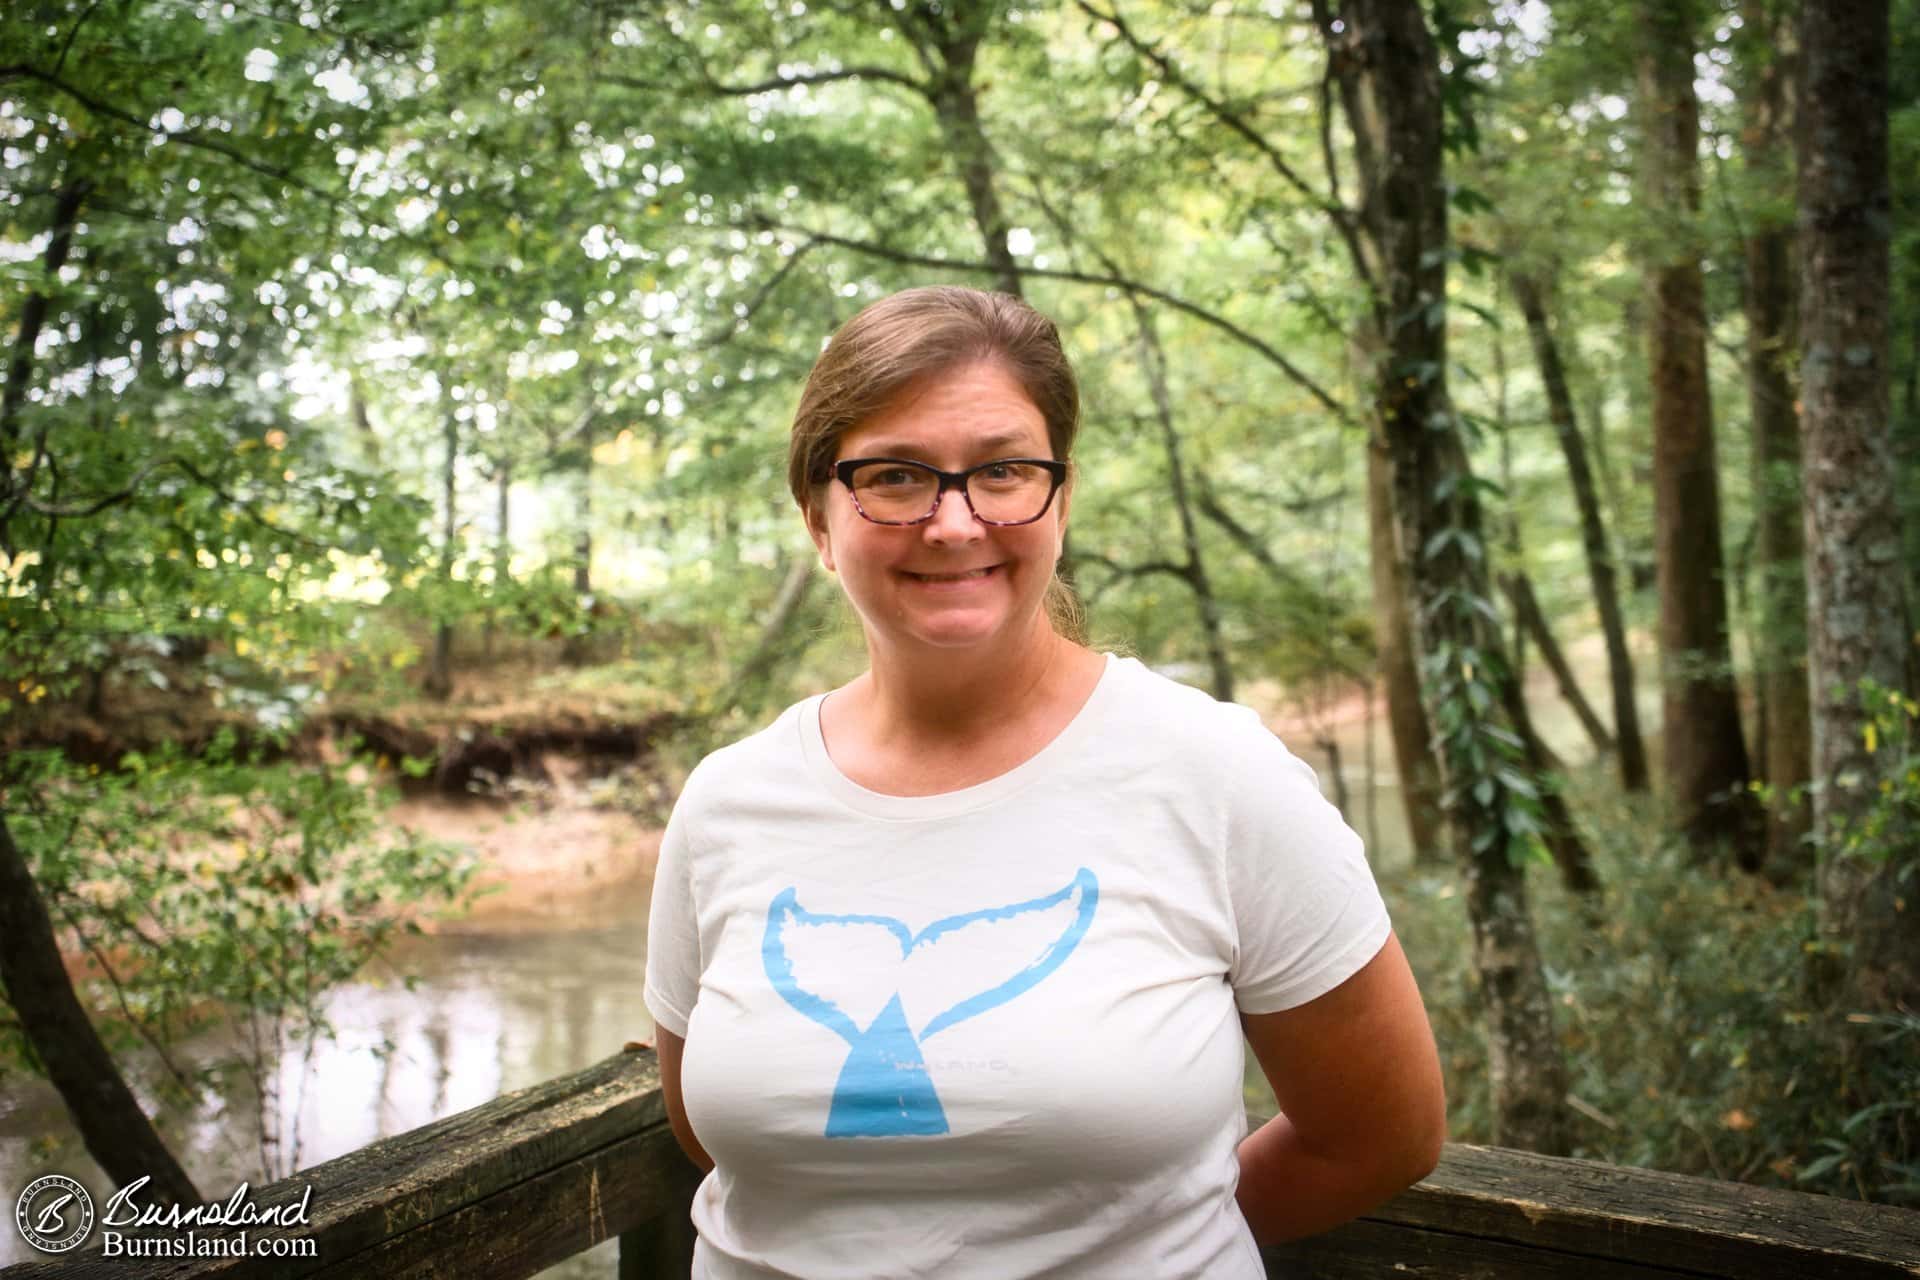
[846,461,1054,523]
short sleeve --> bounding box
[1223,721,1392,1014]
[643,781,702,1038]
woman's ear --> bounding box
[805,499,836,573]
[1054,465,1074,557]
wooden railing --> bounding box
[7,1047,1916,1278]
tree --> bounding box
[1735,0,1814,876]
[1508,269,1649,793]
[1314,0,1571,1153]
[1633,0,1755,860]
[1799,0,1917,1028]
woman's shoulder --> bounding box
[674,694,817,805]
[1100,655,1321,787]
[1105,655,1280,745]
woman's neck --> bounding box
[848,621,1089,747]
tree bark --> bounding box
[485,457,511,659]
[1321,0,1569,1155]
[1366,442,1446,864]
[1635,0,1757,861]
[1494,661,1603,896]
[0,809,199,1207]
[1510,270,1649,791]
[1130,298,1234,702]
[424,407,457,701]
[1799,0,1917,1017]
[1500,569,1613,762]
[720,557,818,708]
[1737,0,1814,878]
[1,177,91,550]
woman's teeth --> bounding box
[910,567,993,581]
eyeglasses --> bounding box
[832,457,1068,526]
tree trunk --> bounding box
[1499,569,1613,760]
[1367,442,1446,864]
[1635,0,1756,862]
[1738,0,1814,878]
[1799,0,1917,1018]
[1510,270,1650,791]
[1495,663,1604,896]
[485,458,511,659]
[1,177,90,550]
[1314,728,1351,823]
[925,33,1022,298]
[1130,297,1234,702]
[1322,0,1569,1155]
[424,407,457,701]
[563,414,594,667]
[0,810,199,1207]
[720,557,818,708]
[1362,679,1381,855]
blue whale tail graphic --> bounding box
[763,869,1098,1137]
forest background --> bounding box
[1,0,1916,1249]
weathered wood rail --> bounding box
[6,1046,1916,1278]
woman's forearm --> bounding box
[1234,1109,1436,1245]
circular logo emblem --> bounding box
[15,1174,95,1254]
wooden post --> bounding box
[618,1158,702,1279]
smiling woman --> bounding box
[643,285,1445,1279]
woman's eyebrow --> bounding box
[854,431,1035,458]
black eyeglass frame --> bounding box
[831,456,1069,527]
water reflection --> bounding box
[1,907,653,1276]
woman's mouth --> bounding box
[904,565,999,583]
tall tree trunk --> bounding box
[1130,298,1234,701]
[1800,0,1917,1020]
[1367,443,1446,864]
[562,415,594,667]
[1636,0,1756,861]
[485,458,511,659]
[0,810,199,1208]
[1321,0,1570,1155]
[1501,569,1613,761]
[1510,270,1650,791]
[1,177,90,551]
[720,557,818,709]
[925,33,1022,298]
[424,407,457,701]
[1495,664,1603,896]
[1738,0,1814,878]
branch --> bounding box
[14,456,330,550]
[1073,0,1373,291]
[713,64,926,95]
[741,219,1353,424]
[1074,1,1318,208]
[1074,551,1193,584]
[0,64,348,206]
[695,236,819,350]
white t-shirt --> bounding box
[644,653,1391,1279]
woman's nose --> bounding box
[923,486,982,542]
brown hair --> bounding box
[787,285,1086,641]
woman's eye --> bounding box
[872,468,920,488]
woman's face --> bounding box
[806,360,1070,661]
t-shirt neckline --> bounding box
[798,651,1123,820]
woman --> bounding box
[645,285,1445,1278]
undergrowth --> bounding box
[1377,770,1918,1205]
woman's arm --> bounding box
[1235,930,1445,1244]
[655,1027,716,1174]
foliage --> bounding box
[0,735,477,1178]
[1389,770,1916,1204]
[1826,680,1920,870]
